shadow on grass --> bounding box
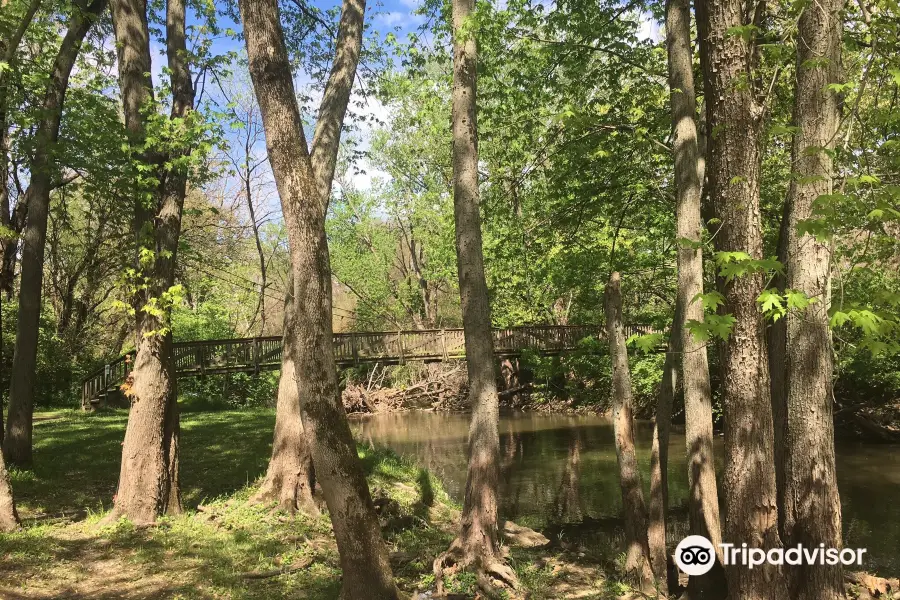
[0,504,342,600]
[12,409,277,517]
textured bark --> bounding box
[238,1,400,598]
[0,0,41,298]
[666,0,725,597]
[254,0,365,518]
[781,2,846,599]
[252,277,317,515]
[3,0,107,467]
[648,324,677,594]
[697,0,789,598]
[768,199,788,537]
[106,0,193,524]
[433,0,516,593]
[605,272,655,590]
[0,448,18,531]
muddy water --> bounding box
[351,411,900,575]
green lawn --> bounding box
[0,409,618,599]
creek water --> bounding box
[350,410,900,575]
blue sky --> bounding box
[151,0,661,230]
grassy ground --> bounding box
[0,409,625,599]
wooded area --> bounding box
[1,0,899,598]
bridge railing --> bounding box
[82,324,659,407]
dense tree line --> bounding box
[0,0,898,599]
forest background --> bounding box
[0,0,897,427]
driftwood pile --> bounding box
[342,363,469,413]
[835,402,900,443]
[846,571,900,599]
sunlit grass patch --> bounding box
[1,409,626,599]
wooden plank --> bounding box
[80,324,661,404]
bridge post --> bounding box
[198,345,206,377]
[440,329,448,361]
[351,334,359,365]
[397,331,404,365]
[253,337,261,375]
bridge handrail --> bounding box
[81,324,660,407]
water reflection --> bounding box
[351,411,900,575]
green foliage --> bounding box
[179,372,280,411]
[1,301,100,408]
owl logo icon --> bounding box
[675,535,716,576]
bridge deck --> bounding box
[81,324,653,406]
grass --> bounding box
[0,408,623,599]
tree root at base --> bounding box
[433,538,521,599]
[249,479,321,517]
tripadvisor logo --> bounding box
[675,535,867,575]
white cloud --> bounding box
[637,13,663,43]
[376,11,409,27]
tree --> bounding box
[433,0,517,593]
[3,0,107,467]
[648,326,675,594]
[253,0,383,520]
[105,0,196,524]
[238,0,401,597]
[665,0,724,596]
[0,450,17,531]
[605,271,655,591]
[696,0,789,596]
[781,1,846,598]
[0,0,41,298]
[219,76,274,335]
[251,274,317,514]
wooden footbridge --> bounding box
[81,324,655,406]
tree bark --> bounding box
[433,0,517,593]
[0,448,18,531]
[245,169,268,334]
[0,0,41,298]
[238,1,400,598]
[253,0,368,518]
[252,275,317,515]
[106,0,194,525]
[666,0,726,596]
[3,0,107,467]
[648,324,676,595]
[605,272,655,591]
[697,0,789,597]
[782,2,845,599]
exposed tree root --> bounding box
[433,537,521,599]
[249,473,320,517]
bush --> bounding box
[518,336,665,414]
[179,371,280,411]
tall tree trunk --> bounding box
[245,170,268,334]
[3,0,107,467]
[697,0,789,598]
[0,0,41,298]
[0,448,18,531]
[768,198,789,537]
[782,2,845,599]
[648,324,677,595]
[605,272,656,591]
[252,0,368,517]
[106,0,194,525]
[666,0,726,596]
[434,0,517,593]
[252,275,317,515]
[238,1,400,598]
